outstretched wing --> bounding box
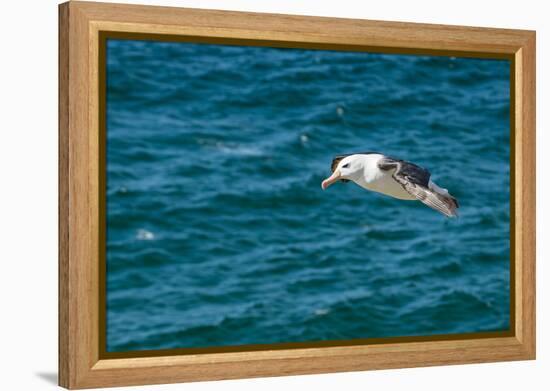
[378,157,458,217]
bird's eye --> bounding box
[342,163,350,168]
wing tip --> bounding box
[442,197,459,218]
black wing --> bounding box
[378,157,458,217]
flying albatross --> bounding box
[321,152,459,217]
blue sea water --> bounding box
[105,39,511,352]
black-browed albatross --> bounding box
[321,152,459,217]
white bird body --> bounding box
[321,152,459,217]
[352,154,416,200]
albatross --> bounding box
[321,152,459,217]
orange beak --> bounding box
[321,170,341,190]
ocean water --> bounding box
[105,39,511,352]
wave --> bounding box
[105,39,511,352]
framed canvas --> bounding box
[58,1,536,389]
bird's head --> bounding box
[321,154,364,190]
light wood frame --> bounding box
[59,1,536,389]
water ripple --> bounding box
[106,40,511,352]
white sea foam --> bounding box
[197,138,263,156]
[136,229,155,240]
[217,143,263,157]
[314,308,330,316]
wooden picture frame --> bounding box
[59,1,536,389]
